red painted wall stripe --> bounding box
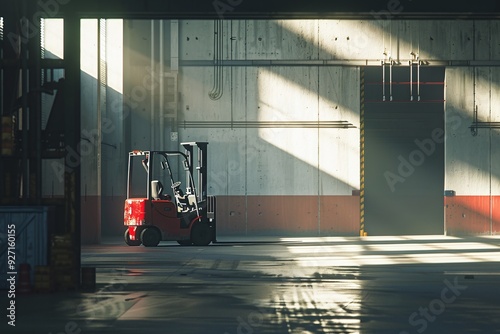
[445,196,500,235]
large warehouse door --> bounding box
[363,66,444,235]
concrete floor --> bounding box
[2,235,500,334]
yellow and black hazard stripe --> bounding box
[360,67,366,237]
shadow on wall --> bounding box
[42,68,127,243]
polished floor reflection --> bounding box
[2,235,500,333]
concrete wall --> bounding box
[177,64,360,235]
[40,19,124,244]
[65,18,500,238]
[101,19,126,239]
[177,20,363,235]
[445,67,500,234]
[40,19,102,244]
[176,19,500,236]
[180,20,479,62]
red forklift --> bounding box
[124,142,216,247]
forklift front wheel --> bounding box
[191,222,212,246]
[141,227,161,247]
[124,229,141,246]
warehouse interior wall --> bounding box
[175,19,500,237]
[445,67,500,235]
[39,18,500,242]
[40,19,124,244]
[122,19,362,237]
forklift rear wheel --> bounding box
[124,229,141,246]
[191,222,212,246]
[141,227,161,247]
[177,240,192,246]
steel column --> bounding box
[63,14,81,287]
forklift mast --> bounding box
[181,142,208,203]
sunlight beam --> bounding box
[258,68,359,192]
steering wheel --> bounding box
[171,181,181,189]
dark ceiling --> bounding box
[10,0,500,19]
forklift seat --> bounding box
[151,180,170,200]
